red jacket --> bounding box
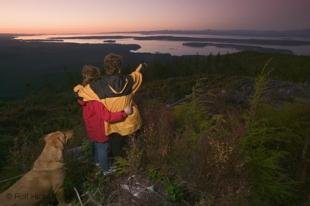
[78,100,127,143]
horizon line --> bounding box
[1,28,310,36]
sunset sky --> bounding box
[1,0,310,34]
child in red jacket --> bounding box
[77,65,132,173]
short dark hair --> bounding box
[103,53,123,75]
[81,64,100,85]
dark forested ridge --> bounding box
[1,35,310,99]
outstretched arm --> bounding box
[135,63,147,73]
[135,63,143,72]
[130,63,146,94]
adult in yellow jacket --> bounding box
[74,54,143,138]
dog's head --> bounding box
[44,130,74,149]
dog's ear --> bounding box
[46,131,65,149]
[62,130,74,143]
[44,133,53,143]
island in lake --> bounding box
[103,40,116,43]
[183,42,293,54]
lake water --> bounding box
[15,33,310,56]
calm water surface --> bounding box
[15,33,310,56]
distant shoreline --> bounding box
[24,39,64,42]
[183,42,293,54]
[46,35,310,46]
[13,33,310,56]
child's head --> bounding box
[81,65,100,86]
[103,53,123,75]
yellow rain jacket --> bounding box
[74,64,143,136]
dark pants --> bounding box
[93,142,110,171]
[109,133,128,159]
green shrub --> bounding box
[242,63,310,205]
[163,177,184,202]
[243,103,310,205]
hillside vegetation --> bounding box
[0,52,310,205]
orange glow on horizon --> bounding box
[0,20,209,34]
[1,0,309,34]
[0,0,211,34]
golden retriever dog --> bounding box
[0,130,73,206]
